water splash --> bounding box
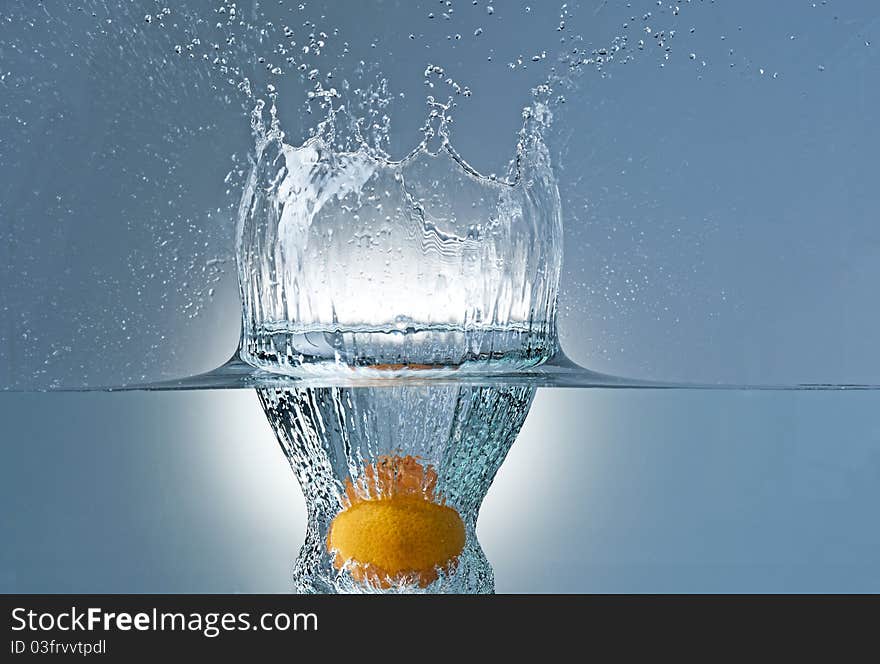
[235,93,562,377]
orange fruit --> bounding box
[327,455,465,588]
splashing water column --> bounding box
[238,101,561,593]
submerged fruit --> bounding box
[329,497,465,586]
[327,455,465,587]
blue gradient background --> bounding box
[2,1,880,592]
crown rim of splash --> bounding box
[235,95,564,379]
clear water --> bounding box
[4,389,880,594]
